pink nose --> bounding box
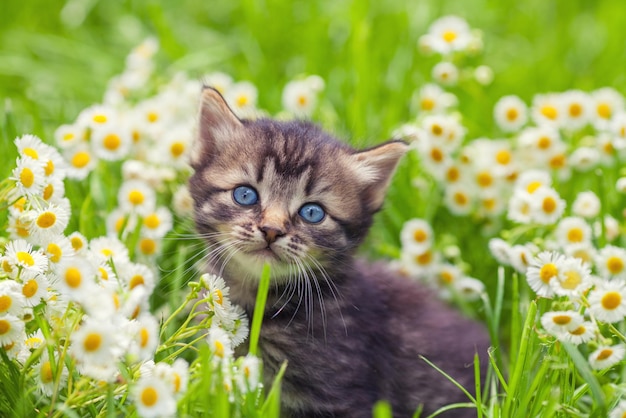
[260,226,285,244]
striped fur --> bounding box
[189,87,489,418]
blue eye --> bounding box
[299,203,325,224]
[233,186,258,206]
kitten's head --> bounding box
[189,87,407,283]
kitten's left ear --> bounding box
[191,87,243,168]
[350,140,409,211]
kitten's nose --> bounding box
[260,226,285,244]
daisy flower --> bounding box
[42,235,75,267]
[141,207,173,239]
[41,176,66,203]
[201,273,233,324]
[423,15,472,55]
[27,204,70,244]
[118,179,157,216]
[133,374,177,418]
[564,243,597,266]
[54,123,84,149]
[569,146,600,172]
[488,238,512,266]
[509,244,535,274]
[588,344,625,370]
[526,251,564,298]
[236,354,261,394]
[127,314,160,362]
[153,125,192,167]
[413,83,457,114]
[494,95,528,132]
[531,93,564,128]
[3,239,48,279]
[282,78,319,117]
[225,81,258,118]
[400,219,434,255]
[550,256,592,298]
[540,310,584,337]
[64,145,97,180]
[432,61,459,86]
[11,156,46,197]
[554,217,593,248]
[89,236,130,267]
[571,191,600,219]
[590,87,624,130]
[77,104,118,131]
[20,274,48,307]
[507,189,534,224]
[53,256,97,302]
[560,89,592,131]
[559,320,597,345]
[68,231,89,254]
[172,185,194,217]
[529,185,565,225]
[595,245,626,280]
[207,325,234,360]
[154,359,189,398]
[0,281,27,317]
[119,262,156,295]
[70,317,123,366]
[443,183,474,216]
[36,352,68,396]
[454,276,485,302]
[91,126,132,161]
[421,114,465,150]
[0,314,25,346]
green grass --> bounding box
[2,0,626,417]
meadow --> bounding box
[1,0,626,416]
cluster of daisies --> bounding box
[0,39,273,417]
[398,15,626,415]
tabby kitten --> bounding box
[189,87,490,418]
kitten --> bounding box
[189,87,490,418]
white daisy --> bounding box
[509,244,535,274]
[119,262,156,295]
[64,145,97,180]
[54,123,85,149]
[118,179,157,216]
[569,146,600,172]
[443,182,474,216]
[76,104,118,131]
[413,83,457,114]
[203,71,234,95]
[141,207,173,239]
[559,320,597,345]
[133,374,177,418]
[529,185,565,225]
[207,325,234,360]
[91,126,132,161]
[154,359,189,398]
[554,217,593,248]
[595,245,626,280]
[550,256,592,298]
[53,256,97,302]
[236,354,261,394]
[68,231,89,254]
[590,87,624,130]
[127,314,160,362]
[400,219,434,255]
[27,204,70,244]
[282,78,318,117]
[0,281,27,317]
[560,89,592,131]
[70,317,123,366]
[42,235,75,267]
[571,191,600,219]
[531,93,564,128]
[526,251,564,298]
[432,61,459,86]
[11,156,46,198]
[540,310,584,337]
[0,314,25,346]
[19,274,48,307]
[588,344,625,370]
[424,15,472,55]
[225,81,258,118]
[588,281,626,324]
[493,95,528,133]
[609,400,626,418]
[3,239,48,280]
[89,236,130,267]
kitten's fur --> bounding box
[189,87,490,418]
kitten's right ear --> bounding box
[191,87,243,168]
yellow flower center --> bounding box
[601,291,622,310]
[297,95,308,106]
[539,263,558,284]
[22,280,38,298]
[144,214,161,229]
[454,192,468,206]
[83,333,102,352]
[93,114,107,124]
[20,167,35,188]
[214,340,225,357]
[103,134,121,151]
[47,243,62,263]
[45,160,54,176]
[476,171,493,188]
[147,112,159,123]
[431,124,443,136]
[170,142,185,157]
[506,108,519,121]
[430,148,444,162]
[236,95,248,108]
[129,275,145,289]
[40,361,54,384]
[567,228,584,243]
[71,151,91,169]
[413,229,428,243]
[415,251,432,265]
[537,136,552,149]
[440,271,454,284]
[569,103,582,117]
[551,315,571,326]
[99,267,109,281]
[597,348,613,361]
[597,103,611,119]
[140,328,150,348]
[139,238,157,255]
[442,30,457,43]
[128,190,145,205]
[23,147,39,159]
[570,325,586,336]
[549,154,566,169]
[173,373,182,393]
[0,295,12,313]
[70,236,84,251]
[63,132,75,142]
[0,319,11,335]
[496,150,511,165]
[215,289,224,306]
[526,181,542,194]
[446,166,460,182]
[540,105,558,120]
[542,197,557,214]
[421,98,435,111]
[2,260,12,273]
[606,256,624,275]
[16,251,35,266]
[141,387,159,407]
[37,211,57,229]
[64,267,82,288]
[561,270,582,290]
[43,183,54,201]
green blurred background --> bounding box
[1,0,625,289]
[2,0,625,144]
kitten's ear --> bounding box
[191,87,243,168]
[350,140,409,211]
